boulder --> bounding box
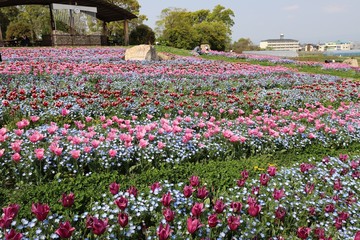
[125,44,158,61]
[157,52,176,61]
[343,58,358,67]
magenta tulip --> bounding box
[157,223,172,240]
[183,185,194,198]
[162,208,175,222]
[214,199,226,213]
[60,192,75,208]
[187,217,202,234]
[248,203,261,217]
[55,221,75,239]
[31,203,50,221]
[297,227,311,239]
[118,212,129,227]
[114,196,128,211]
[109,182,120,195]
[161,192,173,207]
[5,229,23,240]
[227,215,240,231]
[208,214,219,228]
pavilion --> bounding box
[0,0,137,46]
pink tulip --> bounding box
[109,149,117,158]
[34,148,45,160]
[31,203,50,221]
[12,153,21,163]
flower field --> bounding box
[0,47,359,239]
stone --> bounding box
[157,52,176,61]
[200,44,210,52]
[125,44,158,61]
[343,58,358,67]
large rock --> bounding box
[125,44,158,61]
[157,52,176,61]
[343,58,358,67]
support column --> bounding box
[49,4,55,46]
[124,19,129,46]
[102,21,108,46]
[0,25,3,47]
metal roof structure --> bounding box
[0,0,137,22]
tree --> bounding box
[231,38,260,53]
[155,5,234,50]
[0,7,19,40]
[129,24,155,45]
[6,21,32,40]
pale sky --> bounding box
[138,0,360,44]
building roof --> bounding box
[261,39,299,43]
[0,0,137,22]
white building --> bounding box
[318,41,352,51]
[259,34,300,51]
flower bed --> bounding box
[1,154,359,239]
[0,47,359,239]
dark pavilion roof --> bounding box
[0,0,137,22]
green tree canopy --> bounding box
[129,24,155,45]
[231,38,260,53]
[155,5,234,50]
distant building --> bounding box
[259,34,300,51]
[302,44,318,52]
[318,41,352,51]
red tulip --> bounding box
[314,227,325,238]
[55,221,75,239]
[273,188,285,200]
[183,185,194,198]
[297,227,311,239]
[230,201,242,213]
[114,196,128,211]
[236,178,246,187]
[259,174,270,186]
[196,186,208,199]
[91,217,108,236]
[324,203,335,213]
[187,217,202,234]
[60,192,75,208]
[157,223,172,240]
[162,208,175,222]
[118,212,129,227]
[275,206,286,220]
[31,203,50,221]
[161,192,173,207]
[191,202,204,218]
[127,186,138,197]
[5,228,23,240]
[354,231,360,240]
[241,170,249,179]
[189,175,200,187]
[150,182,161,193]
[227,215,240,231]
[109,182,120,195]
[248,203,261,217]
[214,199,226,213]
[267,165,277,176]
[208,214,219,228]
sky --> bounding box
[137,0,360,45]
